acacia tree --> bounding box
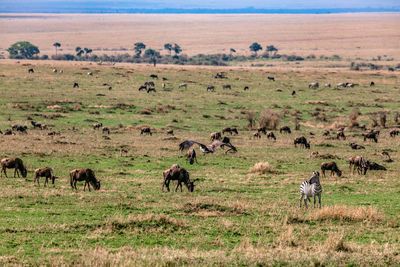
[134,42,146,57]
[249,42,262,56]
[173,43,182,56]
[144,48,160,67]
[75,46,84,57]
[84,48,92,56]
[53,42,61,55]
[7,41,40,59]
[164,43,173,55]
[266,45,278,57]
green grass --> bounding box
[0,61,399,265]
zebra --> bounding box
[299,171,322,208]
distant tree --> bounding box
[134,42,146,57]
[230,48,236,54]
[173,43,182,55]
[164,43,173,55]
[83,48,92,56]
[75,46,84,57]
[53,42,61,56]
[266,45,278,57]
[249,42,262,56]
[7,41,40,59]
[144,48,160,67]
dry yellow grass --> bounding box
[248,161,274,174]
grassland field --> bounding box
[0,59,399,265]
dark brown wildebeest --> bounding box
[267,131,276,140]
[210,132,222,141]
[257,127,267,135]
[13,125,27,133]
[140,127,152,136]
[167,129,174,135]
[34,167,58,187]
[207,86,215,92]
[363,131,378,143]
[323,130,330,136]
[350,143,365,150]
[93,123,103,130]
[222,84,231,89]
[1,158,27,178]
[215,72,227,79]
[178,83,187,89]
[73,82,79,88]
[294,136,310,149]
[162,77,168,81]
[243,86,249,91]
[69,168,101,191]
[162,167,194,192]
[320,162,342,177]
[145,81,155,87]
[187,149,198,165]
[102,127,110,135]
[364,161,386,173]
[147,87,156,93]
[268,76,275,81]
[336,130,346,140]
[150,74,158,79]
[28,68,34,73]
[222,127,238,135]
[31,121,43,129]
[390,129,399,137]
[370,81,375,87]
[138,85,147,91]
[292,90,296,96]
[221,136,230,144]
[4,130,13,135]
[280,126,291,134]
[253,132,261,139]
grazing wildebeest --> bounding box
[348,156,366,175]
[162,77,168,81]
[144,81,155,87]
[370,81,375,87]
[390,129,399,137]
[53,69,57,73]
[138,85,147,91]
[320,162,342,177]
[299,171,322,208]
[243,86,249,91]
[210,132,222,141]
[363,131,378,143]
[292,90,296,96]
[324,83,331,88]
[215,72,227,79]
[162,167,194,192]
[87,72,93,76]
[167,129,174,135]
[207,86,215,92]
[365,161,386,171]
[179,83,187,89]
[222,127,238,135]
[13,125,27,133]
[267,131,276,140]
[309,82,319,89]
[147,87,156,93]
[267,76,275,81]
[73,82,79,88]
[346,83,356,88]
[187,149,198,165]
[140,127,152,136]
[70,168,101,191]
[120,147,129,157]
[336,130,346,140]
[93,123,103,130]
[294,136,310,149]
[350,143,365,150]
[34,167,58,187]
[222,84,231,89]
[257,127,267,135]
[280,126,291,134]
[4,130,13,135]
[102,127,110,135]
[253,132,261,139]
[150,74,158,79]
[323,130,330,136]
[1,158,27,178]
[31,121,43,129]
[28,68,34,73]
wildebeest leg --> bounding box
[87,182,91,192]
[44,177,48,187]
[84,182,87,191]
[175,182,180,192]
[74,180,78,191]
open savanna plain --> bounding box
[0,60,400,265]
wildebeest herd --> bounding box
[3,67,392,209]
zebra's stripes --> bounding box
[299,171,322,208]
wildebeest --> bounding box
[336,130,346,140]
[147,87,156,93]
[210,132,222,141]
[323,130,330,136]
[162,83,166,89]
[243,86,249,91]
[309,82,319,89]
[370,81,375,87]
[207,86,215,92]
[365,161,386,171]
[267,131,276,140]
[31,121,43,129]
[280,126,291,134]
[390,129,399,137]
[150,74,158,79]
[214,72,227,79]
[187,149,198,165]
[349,156,366,175]
[257,127,267,135]
[140,127,152,135]
[222,84,231,89]
[13,125,27,133]
[167,129,174,135]
[102,127,110,135]
[93,123,103,130]
[73,82,79,88]
[145,81,155,87]
[1,158,27,178]
[222,127,238,135]
[253,132,261,139]
[87,72,93,76]
[350,143,365,150]
[292,90,296,96]
[120,147,129,157]
[294,136,310,149]
[267,76,275,81]
[320,162,342,177]
[363,131,378,143]
[70,168,101,191]
[162,167,194,192]
[221,136,230,144]
[28,68,34,73]
[4,130,13,135]
[324,83,331,88]
[162,77,168,81]
[34,167,58,187]
[52,69,57,73]
[178,83,187,89]
[138,85,147,91]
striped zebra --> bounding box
[299,171,322,208]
